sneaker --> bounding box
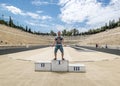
[54,58,57,60]
[62,58,65,60]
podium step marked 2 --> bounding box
[35,61,51,71]
[35,60,86,72]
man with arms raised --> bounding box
[52,31,64,60]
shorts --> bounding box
[54,44,64,54]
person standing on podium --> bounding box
[52,31,65,60]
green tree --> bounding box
[71,28,79,36]
[9,16,14,27]
[66,31,72,36]
[0,14,8,25]
[28,28,32,33]
[50,30,56,36]
[118,18,120,26]
[62,29,67,36]
[109,20,112,29]
[25,26,28,32]
[104,23,108,30]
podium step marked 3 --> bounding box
[35,60,86,73]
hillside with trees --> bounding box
[0,14,120,46]
[79,27,120,45]
[0,15,50,36]
[0,14,120,36]
[0,24,52,46]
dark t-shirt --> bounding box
[55,36,63,44]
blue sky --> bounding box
[0,0,120,33]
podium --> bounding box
[69,64,85,72]
[35,61,51,71]
[35,60,86,73]
[52,60,68,72]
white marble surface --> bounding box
[51,60,69,72]
[35,61,51,71]
[69,64,86,72]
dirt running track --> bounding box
[0,47,120,86]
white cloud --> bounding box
[59,0,120,28]
[78,27,89,33]
[110,0,118,4]
[58,0,70,6]
[0,3,52,20]
[31,0,49,5]
[41,15,52,20]
[53,24,79,32]
[26,12,40,19]
[6,6,22,15]
[26,12,51,20]
[36,10,43,13]
[1,3,25,15]
[25,20,49,27]
[26,21,36,26]
[31,0,57,6]
[55,24,65,31]
[39,23,49,27]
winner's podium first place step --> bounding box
[52,60,69,72]
[35,60,86,73]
